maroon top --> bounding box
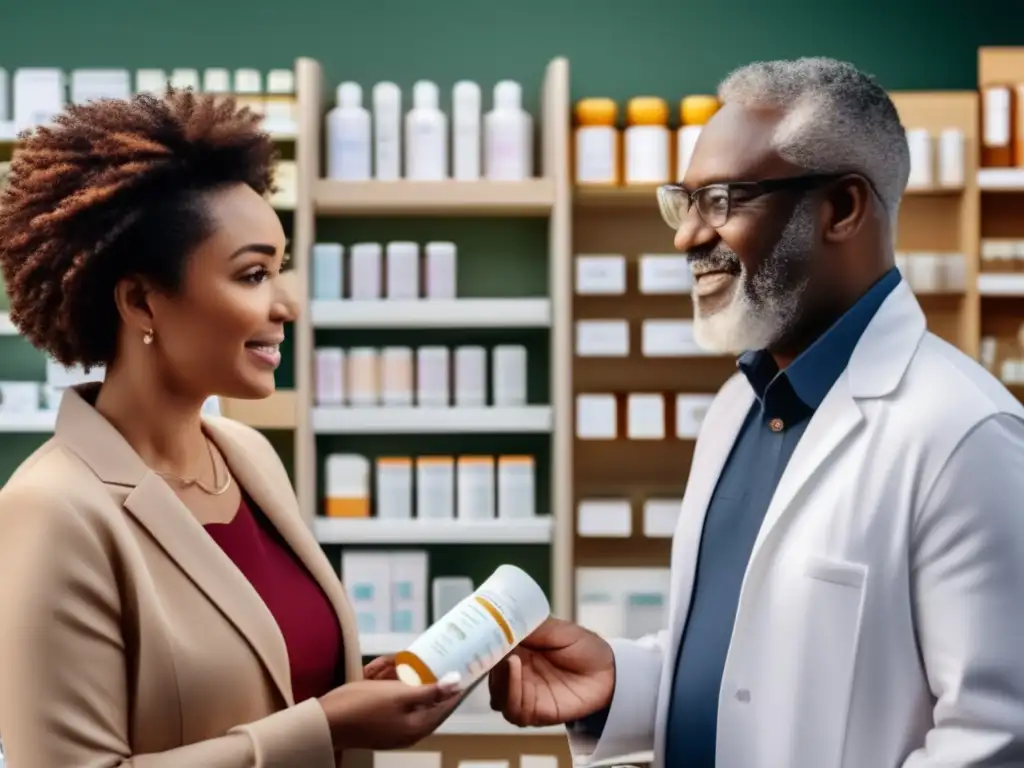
[204,495,344,702]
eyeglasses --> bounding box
[656,172,849,230]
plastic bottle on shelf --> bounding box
[452,80,482,180]
[484,80,533,181]
[326,82,371,181]
[676,95,719,180]
[405,80,448,180]
[574,97,620,185]
[372,82,402,181]
[624,96,670,185]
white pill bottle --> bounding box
[395,564,550,687]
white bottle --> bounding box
[676,125,702,180]
[405,80,447,180]
[372,82,402,181]
[484,80,533,181]
[326,82,371,181]
[452,80,481,180]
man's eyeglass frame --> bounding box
[656,172,881,230]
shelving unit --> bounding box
[311,406,554,434]
[310,298,552,329]
[291,56,573,765]
[314,516,553,545]
[977,48,1024,396]
[889,90,980,357]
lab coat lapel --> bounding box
[669,378,755,640]
[749,380,864,563]
[747,279,927,565]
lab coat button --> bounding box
[735,688,751,703]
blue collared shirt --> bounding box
[662,267,901,767]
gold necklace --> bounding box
[155,437,233,496]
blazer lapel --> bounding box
[205,419,366,684]
[55,385,294,706]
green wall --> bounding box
[1,0,1021,486]
[2,2,1022,102]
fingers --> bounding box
[504,654,528,726]
[489,657,510,711]
[400,674,463,710]
[363,655,396,680]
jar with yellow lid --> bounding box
[677,95,719,179]
[625,96,670,185]
[574,98,620,185]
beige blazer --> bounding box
[0,383,373,768]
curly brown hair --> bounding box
[0,87,280,369]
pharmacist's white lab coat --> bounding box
[569,279,1024,768]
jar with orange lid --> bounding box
[676,95,719,179]
[574,98,620,185]
[624,96,670,185]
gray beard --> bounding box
[692,197,816,355]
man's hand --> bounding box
[488,617,615,727]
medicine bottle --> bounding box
[452,80,482,180]
[395,564,550,687]
[372,82,402,181]
[624,97,670,185]
[484,80,534,180]
[676,95,719,180]
[574,98,620,185]
[326,82,371,181]
[405,80,448,180]
[981,85,1013,168]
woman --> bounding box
[0,89,459,767]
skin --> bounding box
[96,182,296,524]
[488,102,899,729]
[677,101,892,368]
[92,182,460,750]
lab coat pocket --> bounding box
[796,555,868,768]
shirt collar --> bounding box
[738,266,901,410]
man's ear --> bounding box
[112,274,155,334]
[822,175,872,244]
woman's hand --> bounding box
[319,675,461,751]
[363,655,398,681]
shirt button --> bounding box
[735,688,752,703]
[769,417,784,432]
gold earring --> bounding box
[143,329,154,345]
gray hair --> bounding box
[718,57,909,224]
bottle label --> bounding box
[401,582,537,686]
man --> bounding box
[488,57,1024,767]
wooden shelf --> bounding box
[310,298,551,329]
[219,390,297,429]
[313,179,556,216]
[574,185,661,209]
[315,516,553,545]
[312,406,553,434]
